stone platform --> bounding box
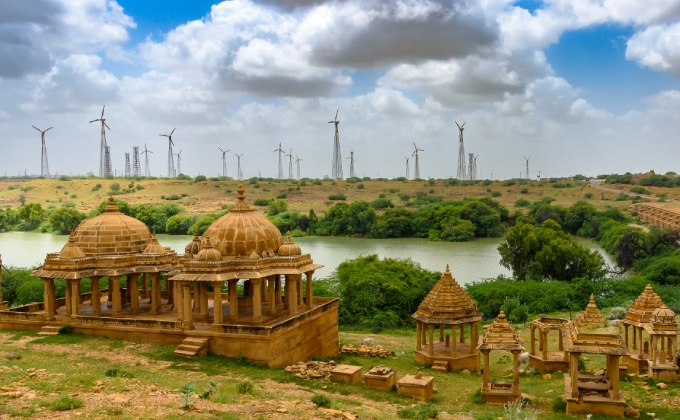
[330,364,363,384]
[397,373,433,401]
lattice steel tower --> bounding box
[468,153,475,180]
[328,109,343,180]
[132,146,141,177]
[456,121,466,179]
[32,125,52,178]
[103,146,113,178]
[124,152,131,178]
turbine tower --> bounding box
[468,153,475,180]
[159,128,175,178]
[103,146,113,179]
[405,155,410,180]
[219,147,230,178]
[142,143,152,177]
[273,142,284,179]
[524,156,531,180]
[32,125,52,178]
[328,109,343,180]
[285,149,294,179]
[295,154,302,180]
[456,121,466,179]
[235,153,244,181]
[347,151,355,178]
[412,142,424,179]
[124,152,131,178]
[89,105,110,177]
[473,155,479,180]
[132,146,141,177]
[175,150,182,176]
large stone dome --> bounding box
[202,185,283,258]
[70,198,152,256]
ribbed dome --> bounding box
[652,304,676,323]
[196,234,222,262]
[202,185,283,258]
[278,232,302,256]
[184,231,201,256]
[71,198,151,256]
[60,234,85,259]
[143,233,166,254]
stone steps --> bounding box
[173,337,209,358]
[37,326,60,336]
[431,360,449,372]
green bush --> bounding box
[397,403,438,419]
[237,381,254,395]
[47,395,84,411]
[311,394,330,408]
[253,198,272,206]
[328,193,346,200]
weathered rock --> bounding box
[542,374,552,380]
[656,383,667,390]
[460,369,471,375]
[624,405,641,418]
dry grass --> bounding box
[1,177,673,218]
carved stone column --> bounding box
[229,279,239,320]
[42,278,55,321]
[305,271,314,309]
[251,278,262,321]
[182,283,193,329]
[128,273,139,313]
[212,282,223,324]
[111,276,122,316]
[91,277,101,316]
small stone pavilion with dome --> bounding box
[644,304,678,382]
[621,284,665,374]
[0,188,339,368]
[411,265,482,373]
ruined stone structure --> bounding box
[644,304,678,382]
[575,294,607,327]
[0,188,339,368]
[631,203,680,232]
[621,284,664,374]
[528,315,569,372]
[411,265,481,373]
[476,311,524,404]
[563,322,628,417]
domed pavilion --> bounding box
[31,198,176,322]
[167,185,338,367]
[644,304,678,382]
[411,265,482,373]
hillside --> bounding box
[1,176,675,218]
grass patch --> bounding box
[44,395,84,411]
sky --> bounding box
[1,0,680,181]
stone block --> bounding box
[330,364,363,384]
[364,366,397,390]
[397,374,434,401]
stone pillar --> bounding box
[624,324,629,347]
[542,332,548,360]
[428,324,434,356]
[107,278,112,302]
[111,276,122,316]
[167,278,174,307]
[283,276,290,310]
[70,279,80,316]
[483,350,490,391]
[611,355,620,399]
[638,328,644,356]
[200,283,209,321]
[558,329,564,351]
[288,275,298,316]
[252,278,262,321]
[142,273,149,299]
[182,283,193,329]
[129,273,139,313]
[176,284,184,320]
[150,273,160,315]
[42,278,55,321]
[305,271,314,309]
[91,277,101,316]
[460,323,465,343]
[512,350,520,393]
[229,280,239,320]
[64,279,72,316]
[650,336,656,365]
[472,322,478,355]
[268,277,276,315]
[451,325,457,357]
[416,322,422,351]
[439,324,444,342]
[530,326,535,355]
[275,276,282,304]
[570,352,579,398]
[213,282,223,324]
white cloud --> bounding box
[626,23,680,76]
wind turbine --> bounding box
[524,156,531,180]
[404,155,410,180]
[273,142,284,179]
[456,121,466,180]
[32,125,52,178]
[295,154,302,180]
[328,109,343,180]
[89,105,110,177]
[285,148,293,179]
[141,143,152,177]
[235,153,244,181]
[412,142,424,180]
[175,150,182,176]
[347,151,355,178]
[219,147,230,178]
[159,128,175,178]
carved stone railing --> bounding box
[70,315,183,330]
[0,311,46,322]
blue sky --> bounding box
[1,0,680,180]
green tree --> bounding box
[459,201,504,237]
[346,201,377,236]
[267,200,288,216]
[371,208,414,238]
[165,214,197,235]
[188,214,218,235]
[440,218,475,242]
[49,207,85,234]
[17,203,46,231]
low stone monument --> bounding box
[397,372,434,401]
[528,315,570,372]
[330,364,363,384]
[644,304,678,382]
[363,365,397,390]
[621,284,664,374]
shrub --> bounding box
[607,307,627,320]
[328,193,346,200]
[490,190,502,197]
[48,395,84,411]
[311,394,330,408]
[397,403,438,419]
[515,199,531,207]
[253,198,272,206]
[237,381,254,395]
[276,193,288,199]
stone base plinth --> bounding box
[0,301,8,310]
[330,364,363,384]
[650,365,679,382]
[622,354,648,374]
[528,354,569,373]
[481,381,520,404]
[397,374,433,401]
[364,366,397,390]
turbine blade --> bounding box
[32,125,40,132]
[89,119,98,123]
[104,123,111,130]
[101,105,105,118]
[170,128,176,135]
[45,127,53,132]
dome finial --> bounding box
[104,196,119,213]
